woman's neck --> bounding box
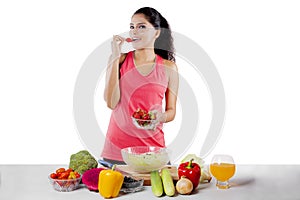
[134,49,156,62]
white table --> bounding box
[0,165,299,199]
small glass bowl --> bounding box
[121,176,144,193]
[48,175,82,192]
[131,117,157,130]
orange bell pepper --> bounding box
[98,165,124,198]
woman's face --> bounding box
[129,14,160,50]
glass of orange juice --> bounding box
[210,154,235,189]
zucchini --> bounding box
[150,170,163,197]
[161,168,175,196]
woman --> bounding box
[101,7,179,164]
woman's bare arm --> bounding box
[161,60,179,122]
[104,53,126,109]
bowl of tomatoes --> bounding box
[48,168,81,192]
[131,108,158,130]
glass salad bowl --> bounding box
[121,146,170,173]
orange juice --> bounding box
[210,163,235,182]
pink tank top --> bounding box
[101,51,168,161]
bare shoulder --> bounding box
[162,59,178,71]
[119,53,127,64]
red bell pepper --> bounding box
[178,158,201,189]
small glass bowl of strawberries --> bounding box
[48,167,81,192]
[131,108,158,130]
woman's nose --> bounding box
[131,28,138,35]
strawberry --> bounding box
[143,114,150,120]
[132,112,141,119]
[126,38,132,42]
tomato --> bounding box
[56,168,65,174]
[74,171,81,178]
[56,172,62,178]
[65,168,73,173]
[50,173,58,179]
[58,171,70,179]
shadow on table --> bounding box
[197,182,212,190]
[230,177,255,187]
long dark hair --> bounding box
[133,7,176,62]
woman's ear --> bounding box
[155,29,161,38]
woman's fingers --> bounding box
[111,35,125,57]
[156,112,167,123]
[113,35,125,45]
[150,110,167,123]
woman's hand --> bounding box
[111,35,125,58]
[155,111,167,123]
[150,111,167,131]
[150,110,167,129]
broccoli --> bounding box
[69,150,98,174]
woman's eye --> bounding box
[138,25,146,29]
[129,25,134,29]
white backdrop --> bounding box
[1,0,299,164]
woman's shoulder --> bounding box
[162,58,178,71]
[119,53,128,64]
[119,51,136,64]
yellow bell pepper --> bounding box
[98,164,124,198]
